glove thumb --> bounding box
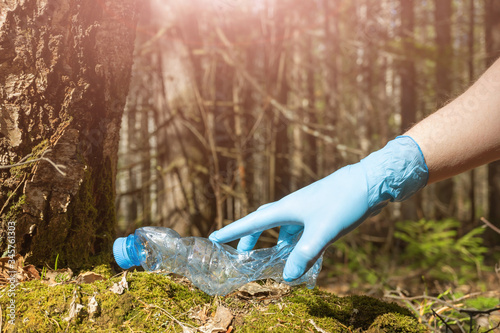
[283,226,329,281]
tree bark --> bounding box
[433,0,455,220]
[0,0,138,268]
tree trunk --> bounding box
[433,0,455,220]
[322,0,339,174]
[485,0,500,243]
[399,0,422,221]
[268,5,290,201]
[0,0,138,268]
[467,0,476,223]
[400,0,417,133]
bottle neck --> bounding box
[126,234,142,267]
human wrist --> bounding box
[360,136,429,214]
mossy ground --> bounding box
[0,267,426,332]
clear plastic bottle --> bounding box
[113,226,323,296]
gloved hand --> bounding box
[209,136,428,281]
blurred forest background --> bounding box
[116,0,500,292]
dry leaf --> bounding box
[0,254,40,286]
[63,289,84,322]
[198,306,233,333]
[110,272,128,294]
[189,304,210,323]
[42,268,73,286]
[237,282,273,296]
[236,281,290,300]
[76,272,106,284]
[88,295,100,320]
[23,265,40,279]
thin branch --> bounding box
[0,153,34,169]
[0,149,67,176]
[432,311,466,333]
[432,308,457,333]
[384,290,437,331]
[480,217,500,235]
[460,307,500,316]
[0,174,27,217]
[385,292,462,312]
[483,321,500,333]
[179,119,209,150]
[460,307,500,333]
[214,27,363,157]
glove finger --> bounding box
[235,202,277,251]
[283,224,334,282]
[237,231,263,252]
[209,202,296,243]
[278,225,304,245]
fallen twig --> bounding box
[385,292,462,312]
[386,289,500,333]
[460,307,500,333]
[384,289,440,331]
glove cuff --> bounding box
[360,135,429,214]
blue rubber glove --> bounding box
[209,136,428,281]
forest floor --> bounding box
[0,255,498,332]
[317,265,500,332]
[0,263,427,333]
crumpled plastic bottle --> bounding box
[113,226,323,296]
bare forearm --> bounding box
[405,58,500,184]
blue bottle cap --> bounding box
[113,237,136,269]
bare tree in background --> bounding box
[116,0,496,250]
[433,0,455,220]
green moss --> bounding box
[88,264,115,279]
[0,273,425,332]
[273,288,422,332]
[2,194,26,223]
[240,301,348,332]
[30,140,50,157]
[238,289,426,332]
[367,313,427,332]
